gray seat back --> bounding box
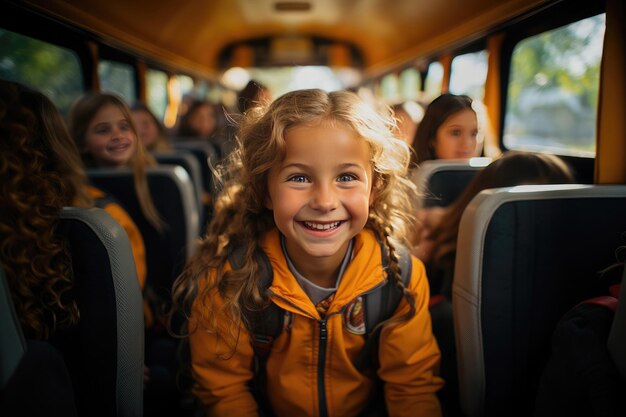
[411,158,491,208]
[171,140,220,199]
[0,266,25,389]
[87,166,199,305]
[0,263,77,416]
[153,150,204,220]
[55,207,144,417]
[453,184,626,417]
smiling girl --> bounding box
[68,92,162,231]
[172,89,443,417]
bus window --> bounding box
[99,59,136,105]
[449,50,488,100]
[380,72,399,103]
[424,61,443,102]
[208,84,227,106]
[175,74,194,100]
[503,14,605,157]
[0,29,83,114]
[249,66,345,98]
[146,68,168,120]
[399,67,421,102]
[191,79,210,101]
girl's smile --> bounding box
[300,220,344,232]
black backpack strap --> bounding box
[363,244,412,332]
[356,243,413,371]
[227,244,281,416]
[227,245,282,358]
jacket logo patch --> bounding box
[344,296,365,335]
[282,311,293,332]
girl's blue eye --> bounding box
[451,129,462,137]
[338,173,357,182]
[288,175,308,183]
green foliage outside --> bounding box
[0,29,83,115]
[505,14,605,155]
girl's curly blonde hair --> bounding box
[171,89,419,350]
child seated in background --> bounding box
[411,93,482,166]
[69,91,183,415]
[69,92,163,233]
[131,102,172,152]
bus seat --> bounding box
[171,140,220,200]
[87,166,199,305]
[453,184,626,417]
[1,264,77,416]
[412,158,491,208]
[608,265,626,380]
[153,150,204,227]
[0,265,25,390]
[53,206,144,417]
[172,136,229,162]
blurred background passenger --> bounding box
[392,100,425,147]
[69,92,163,232]
[69,90,181,415]
[176,100,219,138]
[131,102,172,152]
[0,79,82,416]
[175,99,232,160]
[0,80,81,340]
[236,79,271,114]
[412,93,482,166]
[419,151,575,292]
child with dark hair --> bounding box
[236,79,271,114]
[412,93,481,166]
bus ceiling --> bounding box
[22,0,552,78]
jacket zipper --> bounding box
[318,319,328,417]
[266,290,330,416]
[266,280,388,417]
[317,279,385,417]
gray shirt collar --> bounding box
[280,235,354,305]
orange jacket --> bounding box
[189,228,443,417]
